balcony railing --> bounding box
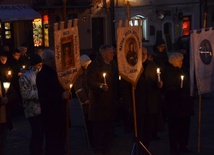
[32,0,92,7]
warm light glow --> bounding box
[181,75,184,80]
[3,82,10,92]
[69,84,73,89]
[7,70,12,76]
[119,76,121,80]
[156,68,160,74]
[103,73,107,84]
[22,65,26,69]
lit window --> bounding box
[130,15,147,40]
[33,18,43,47]
[182,16,191,36]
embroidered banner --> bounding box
[190,28,214,95]
[54,19,81,90]
[116,20,143,87]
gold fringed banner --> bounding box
[116,19,143,87]
[54,19,81,90]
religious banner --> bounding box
[54,19,81,90]
[190,27,214,95]
[117,19,143,86]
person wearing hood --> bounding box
[36,49,71,155]
[153,38,169,72]
[19,54,43,155]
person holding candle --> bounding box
[133,47,163,154]
[0,50,17,155]
[19,54,44,155]
[86,44,119,155]
[6,48,24,116]
[36,49,71,155]
[161,52,194,155]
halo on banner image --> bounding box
[125,37,138,67]
[199,39,213,65]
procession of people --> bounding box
[0,36,197,155]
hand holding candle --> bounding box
[103,73,107,84]
[156,68,161,82]
[180,75,184,88]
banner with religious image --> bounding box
[190,27,214,95]
[54,19,81,90]
[117,19,143,86]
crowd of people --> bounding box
[0,39,194,155]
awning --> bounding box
[0,4,41,22]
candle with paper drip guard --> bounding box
[103,73,107,84]
[3,82,10,93]
[180,75,184,88]
[156,68,161,82]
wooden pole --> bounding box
[66,97,70,155]
[131,86,152,155]
[126,1,131,20]
[198,95,202,153]
[63,0,67,21]
[198,2,207,152]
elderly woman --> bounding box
[162,52,194,155]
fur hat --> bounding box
[30,54,42,66]
[80,54,91,67]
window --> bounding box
[4,23,11,39]
[130,15,147,40]
[182,16,191,36]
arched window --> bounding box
[129,15,147,40]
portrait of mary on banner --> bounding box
[117,20,143,86]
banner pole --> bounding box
[66,97,70,155]
[198,95,202,153]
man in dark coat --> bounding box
[86,44,119,155]
[36,49,71,155]
[134,47,163,155]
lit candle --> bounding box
[7,70,12,76]
[180,75,184,88]
[156,68,161,82]
[3,82,10,93]
[69,84,73,90]
[22,65,26,69]
[119,75,121,80]
[103,73,106,84]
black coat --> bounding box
[36,64,66,127]
[86,54,119,121]
[162,63,194,118]
[135,60,160,116]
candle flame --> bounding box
[69,84,73,89]
[22,65,26,69]
[156,68,160,74]
[8,70,12,75]
[103,73,106,77]
[181,75,184,80]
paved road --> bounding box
[5,93,214,155]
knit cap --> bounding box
[30,54,42,66]
[80,54,91,67]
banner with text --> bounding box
[117,20,143,87]
[54,19,81,90]
[190,28,214,95]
